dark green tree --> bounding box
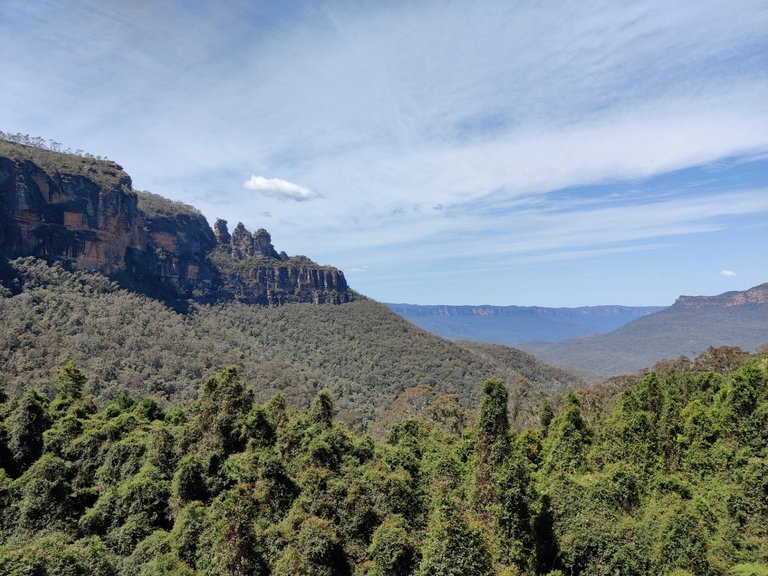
[473,379,533,568]
[197,484,267,576]
[243,405,276,447]
[539,400,554,434]
[418,491,493,576]
[194,367,254,453]
[55,359,87,400]
[169,501,207,569]
[369,514,418,576]
[541,392,590,475]
[309,388,336,429]
[9,390,49,476]
[15,454,77,533]
[477,378,509,443]
[493,448,533,567]
[473,378,510,515]
[172,455,209,505]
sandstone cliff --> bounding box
[0,139,350,306]
[672,283,768,308]
[209,219,349,305]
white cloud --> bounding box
[242,176,320,202]
[2,1,768,303]
[721,270,737,277]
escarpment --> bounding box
[0,139,350,306]
[209,219,350,305]
[672,283,768,308]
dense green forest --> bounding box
[0,258,583,429]
[1,351,766,575]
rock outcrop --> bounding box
[0,140,351,307]
[210,219,349,305]
[672,283,768,308]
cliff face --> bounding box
[672,283,768,308]
[0,141,350,306]
[0,155,140,272]
[209,219,350,306]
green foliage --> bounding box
[242,405,276,447]
[541,392,590,475]
[14,454,78,533]
[171,456,208,506]
[135,190,202,220]
[55,360,87,401]
[731,564,768,576]
[309,389,336,428]
[0,531,116,576]
[8,390,49,476]
[0,258,584,430]
[477,378,509,443]
[0,136,126,189]
[418,492,493,576]
[122,529,171,576]
[473,380,511,515]
[0,356,766,575]
[538,401,553,432]
[654,500,711,575]
[95,432,149,487]
[197,491,267,575]
[369,514,418,576]
[168,502,206,569]
[193,367,253,453]
[492,448,533,567]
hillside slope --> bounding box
[386,303,663,344]
[519,283,768,377]
[0,258,584,428]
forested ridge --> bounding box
[0,258,583,429]
[1,350,766,575]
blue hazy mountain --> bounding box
[518,283,768,377]
[385,303,663,346]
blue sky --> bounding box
[1,0,766,306]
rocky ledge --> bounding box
[0,139,350,307]
[672,283,768,308]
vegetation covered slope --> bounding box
[0,258,583,429]
[0,352,766,575]
[520,285,768,377]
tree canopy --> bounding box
[0,352,766,575]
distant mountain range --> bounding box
[388,284,768,379]
[518,283,768,377]
[385,303,663,345]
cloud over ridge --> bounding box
[243,176,320,202]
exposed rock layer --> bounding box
[673,284,768,308]
[0,142,350,306]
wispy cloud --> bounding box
[322,185,768,268]
[243,176,320,202]
[1,0,766,304]
[721,270,737,277]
